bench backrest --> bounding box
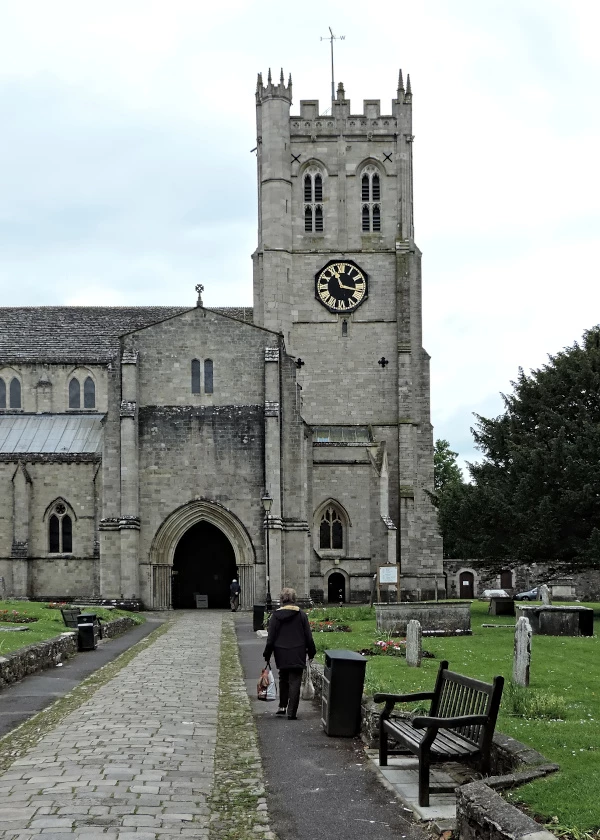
[430,660,504,751]
[61,608,81,627]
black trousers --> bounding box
[278,667,303,716]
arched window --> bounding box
[0,378,5,409]
[9,378,21,409]
[360,165,382,232]
[48,502,73,553]
[303,167,325,233]
[69,378,80,408]
[319,506,344,550]
[83,377,95,409]
[204,359,213,394]
[191,359,201,394]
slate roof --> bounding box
[0,414,103,454]
[0,306,254,363]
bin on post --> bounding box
[77,613,99,651]
[253,604,265,632]
[321,649,366,737]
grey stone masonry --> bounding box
[513,617,532,687]
[0,612,271,839]
[405,619,422,667]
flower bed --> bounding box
[309,619,352,633]
[0,609,38,624]
[357,638,435,658]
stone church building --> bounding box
[0,70,443,610]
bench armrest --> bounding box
[374,691,435,705]
[411,714,489,730]
[374,691,435,717]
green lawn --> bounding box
[308,602,600,834]
[0,599,144,656]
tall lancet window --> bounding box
[361,165,381,232]
[303,167,325,232]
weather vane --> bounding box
[320,27,345,104]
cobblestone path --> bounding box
[0,611,269,840]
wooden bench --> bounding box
[60,607,81,629]
[60,608,104,642]
[375,660,504,807]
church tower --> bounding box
[254,70,443,600]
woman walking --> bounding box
[262,587,316,720]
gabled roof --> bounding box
[0,306,254,363]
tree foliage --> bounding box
[432,439,467,558]
[452,326,600,570]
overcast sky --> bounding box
[1,0,599,472]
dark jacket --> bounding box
[230,581,241,596]
[263,604,316,670]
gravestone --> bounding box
[539,584,551,605]
[513,616,532,687]
[406,619,422,667]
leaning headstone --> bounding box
[513,616,532,687]
[539,584,551,605]
[406,619,422,667]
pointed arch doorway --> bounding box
[149,500,257,610]
[172,522,236,609]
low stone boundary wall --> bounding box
[457,782,554,840]
[101,615,138,639]
[0,632,78,690]
[0,615,140,690]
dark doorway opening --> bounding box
[172,521,236,609]
[459,571,475,599]
[327,572,346,604]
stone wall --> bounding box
[457,783,554,840]
[0,615,139,690]
[0,632,77,689]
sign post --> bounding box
[377,564,400,603]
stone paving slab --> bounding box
[365,750,459,822]
[0,613,223,840]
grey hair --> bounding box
[280,587,297,604]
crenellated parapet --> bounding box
[256,68,292,104]
[289,70,412,138]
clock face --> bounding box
[315,260,368,313]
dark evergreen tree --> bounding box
[466,326,600,571]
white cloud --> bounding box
[0,0,598,466]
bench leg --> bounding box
[418,753,430,807]
[378,721,388,767]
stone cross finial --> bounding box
[195,284,204,306]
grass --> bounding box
[0,599,145,656]
[307,600,600,834]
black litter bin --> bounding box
[253,604,266,632]
[321,649,367,737]
[77,613,99,651]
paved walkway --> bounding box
[0,612,264,840]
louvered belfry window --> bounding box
[361,166,382,232]
[303,167,325,233]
